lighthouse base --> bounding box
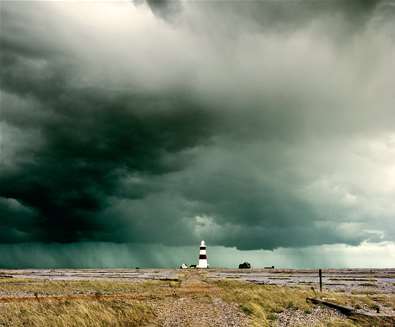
[197,259,208,268]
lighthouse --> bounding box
[197,240,208,268]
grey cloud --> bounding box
[0,0,394,267]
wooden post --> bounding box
[319,269,322,292]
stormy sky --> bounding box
[0,0,394,268]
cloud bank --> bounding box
[0,0,394,267]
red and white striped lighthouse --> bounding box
[197,240,208,268]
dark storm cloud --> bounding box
[0,76,216,242]
[143,0,182,21]
[191,0,383,29]
[0,1,218,243]
[144,0,383,23]
[0,197,38,243]
[0,0,395,267]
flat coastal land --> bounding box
[0,268,394,326]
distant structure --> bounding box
[197,240,208,268]
[239,262,251,269]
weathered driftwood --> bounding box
[307,297,395,327]
[307,297,354,314]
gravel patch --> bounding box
[274,306,347,326]
[150,297,250,327]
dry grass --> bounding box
[0,278,172,297]
[215,279,395,326]
[215,280,315,326]
[214,280,368,327]
[0,278,170,326]
[0,298,153,327]
[320,290,395,312]
[0,276,393,327]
